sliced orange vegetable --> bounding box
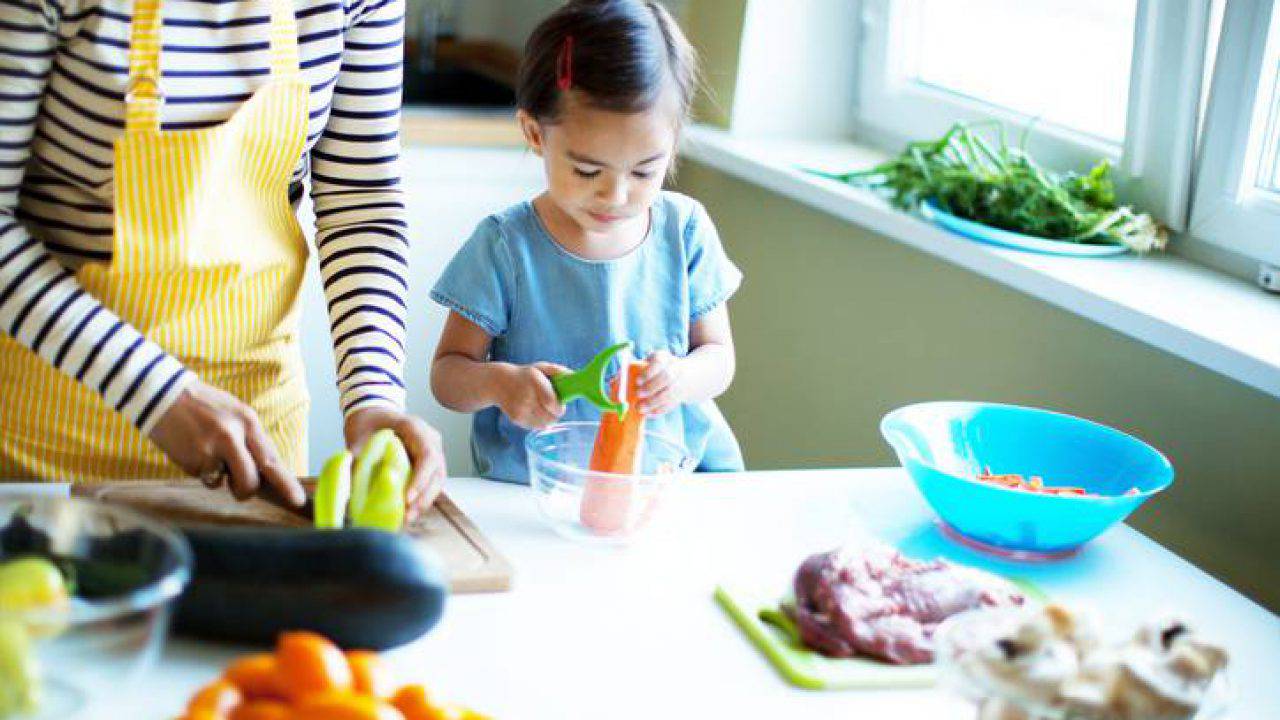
[977,468,1104,497]
[228,699,291,720]
[224,653,285,700]
[276,631,354,700]
[188,680,240,711]
[389,685,446,720]
[346,650,395,698]
[178,711,225,720]
[187,679,242,715]
[291,693,406,720]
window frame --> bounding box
[1189,0,1280,266]
[852,0,1211,232]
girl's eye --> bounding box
[573,167,601,179]
[632,171,654,179]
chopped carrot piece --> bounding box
[292,693,406,720]
[391,685,447,720]
[276,631,354,701]
[229,699,291,720]
[976,470,1107,497]
[187,679,242,715]
[347,650,396,698]
[224,653,284,700]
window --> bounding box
[905,0,1136,144]
[1192,0,1280,265]
[855,0,1212,235]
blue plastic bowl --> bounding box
[880,402,1173,558]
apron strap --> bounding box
[267,0,301,82]
[124,0,163,133]
[125,0,301,134]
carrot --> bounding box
[588,361,648,474]
[581,362,648,534]
[224,653,284,700]
[186,679,242,715]
[977,469,1103,497]
[346,650,396,698]
[229,700,291,720]
[275,631,354,701]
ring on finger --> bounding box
[200,461,230,489]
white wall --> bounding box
[297,146,546,477]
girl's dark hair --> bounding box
[516,0,699,124]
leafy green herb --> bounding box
[811,121,1167,253]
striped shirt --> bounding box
[0,0,409,434]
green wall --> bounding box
[674,161,1280,611]
[682,0,747,128]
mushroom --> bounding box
[947,607,1228,720]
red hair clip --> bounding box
[556,35,574,91]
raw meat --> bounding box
[789,544,1026,664]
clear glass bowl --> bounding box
[526,421,696,546]
[0,496,192,719]
[933,607,1232,720]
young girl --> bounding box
[429,0,743,483]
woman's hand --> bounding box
[635,350,688,416]
[150,380,306,506]
[345,407,447,522]
[497,362,568,430]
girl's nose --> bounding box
[597,176,627,206]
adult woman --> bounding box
[0,0,443,515]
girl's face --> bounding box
[519,91,679,239]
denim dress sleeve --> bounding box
[684,200,744,322]
[429,217,516,338]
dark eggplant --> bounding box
[174,527,447,650]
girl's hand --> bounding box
[345,407,447,523]
[150,380,306,507]
[498,362,568,430]
[636,350,687,416]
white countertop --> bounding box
[116,469,1280,719]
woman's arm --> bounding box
[309,0,411,418]
[635,305,736,415]
[431,311,566,429]
[0,0,194,434]
[0,0,304,502]
[310,0,448,516]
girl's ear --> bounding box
[516,109,545,157]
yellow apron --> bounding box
[0,0,311,480]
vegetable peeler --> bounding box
[552,341,632,416]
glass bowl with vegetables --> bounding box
[0,496,191,719]
[526,421,696,546]
[880,401,1173,560]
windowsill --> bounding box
[682,125,1280,400]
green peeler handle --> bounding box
[551,341,631,416]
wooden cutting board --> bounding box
[73,480,513,593]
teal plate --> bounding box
[921,201,1128,257]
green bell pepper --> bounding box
[353,433,410,532]
[314,450,353,529]
[0,620,38,717]
[348,428,396,524]
[0,557,68,717]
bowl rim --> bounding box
[524,420,697,482]
[0,495,193,625]
[880,400,1175,502]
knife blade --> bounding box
[254,480,315,521]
